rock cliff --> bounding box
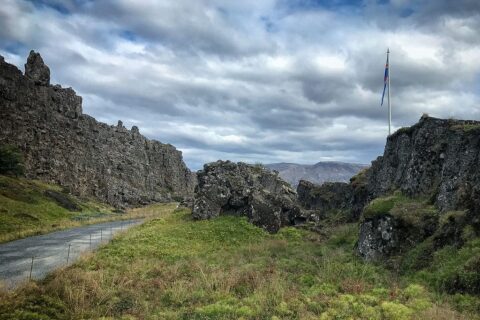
[365,115,480,212]
[296,115,480,260]
[0,51,195,208]
[356,115,480,260]
[192,161,304,232]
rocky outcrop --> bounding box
[192,161,304,232]
[24,51,50,86]
[356,115,480,260]
[0,51,195,208]
[365,115,480,212]
[297,180,353,217]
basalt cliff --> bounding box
[298,115,480,262]
[0,51,195,208]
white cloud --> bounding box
[1,0,479,170]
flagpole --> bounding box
[387,48,391,135]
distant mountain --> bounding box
[264,162,368,188]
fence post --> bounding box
[89,233,92,249]
[67,244,71,264]
[101,229,103,242]
[29,256,34,280]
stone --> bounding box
[24,50,50,86]
[365,116,480,213]
[192,161,304,232]
[0,52,196,208]
[297,180,353,216]
[356,116,480,260]
[357,215,397,261]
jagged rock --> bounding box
[366,115,480,212]
[192,161,304,232]
[356,115,480,260]
[297,180,354,218]
[0,52,195,208]
[24,50,50,86]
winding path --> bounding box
[0,219,142,288]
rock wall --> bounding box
[365,115,480,213]
[0,51,195,208]
[192,161,304,232]
[356,115,480,260]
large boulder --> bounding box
[192,161,304,232]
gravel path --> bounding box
[0,219,142,288]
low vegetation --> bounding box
[450,123,480,133]
[0,174,159,243]
[0,145,24,176]
[0,204,478,319]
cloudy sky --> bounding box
[1,0,480,170]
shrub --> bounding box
[0,145,24,176]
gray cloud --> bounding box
[1,0,479,170]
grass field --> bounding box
[0,175,160,243]
[0,204,478,319]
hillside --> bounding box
[1,204,477,319]
[0,174,157,243]
[265,162,368,187]
[0,51,195,208]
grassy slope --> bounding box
[0,175,154,243]
[0,204,477,319]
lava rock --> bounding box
[357,215,397,261]
[24,50,50,86]
[192,161,304,232]
[0,52,196,208]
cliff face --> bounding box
[366,115,480,213]
[356,115,480,260]
[0,51,195,208]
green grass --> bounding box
[362,192,437,224]
[0,205,475,319]
[0,175,153,243]
[450,124,480,133]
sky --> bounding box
[1,0,480,170]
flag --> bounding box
[381,53,389,106]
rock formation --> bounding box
[295,115,480,260]
[356,115,480,260]
[0,51,195,208]
[364,115,480,212]
[297,180,353,217]
[192,161,304,232]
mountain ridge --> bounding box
[264,161,368,187]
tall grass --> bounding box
[0,204,475,319]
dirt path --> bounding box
[0,219,142,288]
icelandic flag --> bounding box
[381,54,389,106]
